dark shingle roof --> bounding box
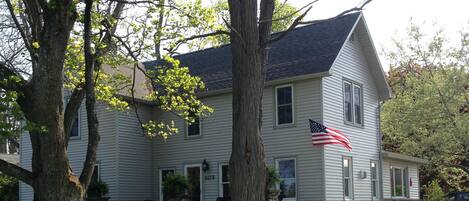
[143,12,360,91]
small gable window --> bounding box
[187,112,201,137]
[275,85,294,126]
[343,80,363,126]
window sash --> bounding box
[343,157,353,199]
[343,80,363,125]
[276,158,297,201]
[391,167,408,198]
[275,85,294,125]
[219,164,230,198]
[370,161,378,198]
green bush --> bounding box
[266,166,281,189]
[86,180,109,198]
[163,173,189,200]
[425,180,445,201]
[0,173,18,201]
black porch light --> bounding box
[202,159,210,172]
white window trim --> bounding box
[218,163,229,198]
[370,160,379,200]
[343,156,353,200]
[390,166,408,199]
[275,157,297,201]
[159,168,175,201]
[275,84,295,126]
[184,164,203,201]
[185,118,202,138]
[342,79,364,127]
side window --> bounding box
[343,157,353,199]
[343,80,363,126]
[390,166,409,198]
[64,96,80,138]
[219,164,230,198]
[275,85,294,125]
[370,161,379,199]
[186,112,201,137]
[276,158,297,201]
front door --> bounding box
[185,164,202,201]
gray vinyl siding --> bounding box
[115,104,155,201]
[382,159,420,200]
[153,78,324,201]
[19,102,119,201]
[322,28,381,201]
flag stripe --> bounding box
[309,119,352,151]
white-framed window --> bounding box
[390,166,409,198]
[343,157,353,199]
[186,112,201,137]
[343,80,363,126]
[275,85,294,126]
[218,164,230,198]
[0,138,18,154]
[275,158,297,201]
[159,168,175,201]
[370,161,379,200]
[64,96,80,139]
[184,164,203,201]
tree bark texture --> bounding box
[227,0,274,201]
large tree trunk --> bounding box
[24,6,83,201]
[227,0,274,200]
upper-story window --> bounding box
[187,112,201,137]
[65,96,80,139]
[275,85,294,126]
[343,80,363,126]
[343,157,353,199]
[390,166,409,198]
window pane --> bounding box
[343,159,350,177]
[344,82,352,122]
[394,168,403,196]
[371,162,377,179]
[403,168,408,197]
[390,168,394,196]
[372,181,377,197]
[188,117,200,136]
[70,115,79,137]
[278,105,293,124]
[277,87,292,105]
[344,178,350,197]
[353,85,362,124]
[278,159,296,199]
[222,165,229,183]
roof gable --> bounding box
[143,12,361,91]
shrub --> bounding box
[0,174,18,201]
[163,173,189,200]
[87,180,109,198]
[425,180,445,201]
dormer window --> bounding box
[343,80,363,126]
[275,85,294,126]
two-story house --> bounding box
[19,12,426,201]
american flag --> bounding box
[309,119,352,151]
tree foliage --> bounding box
[382,23,469,193]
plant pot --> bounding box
[85,197,111,201]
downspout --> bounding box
[378,102,384,201]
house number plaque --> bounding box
[205,175,215,180]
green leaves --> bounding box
[382,24,469,193]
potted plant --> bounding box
[266,166,282,201]
[163,173,189,201]
[86,180,110,201]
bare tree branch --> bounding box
[165,30,230,54]
[5,0,35,58]
[258,0,319,24]
[79,0,99,187]
[0,158,33,186]
[267,0,372,46]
